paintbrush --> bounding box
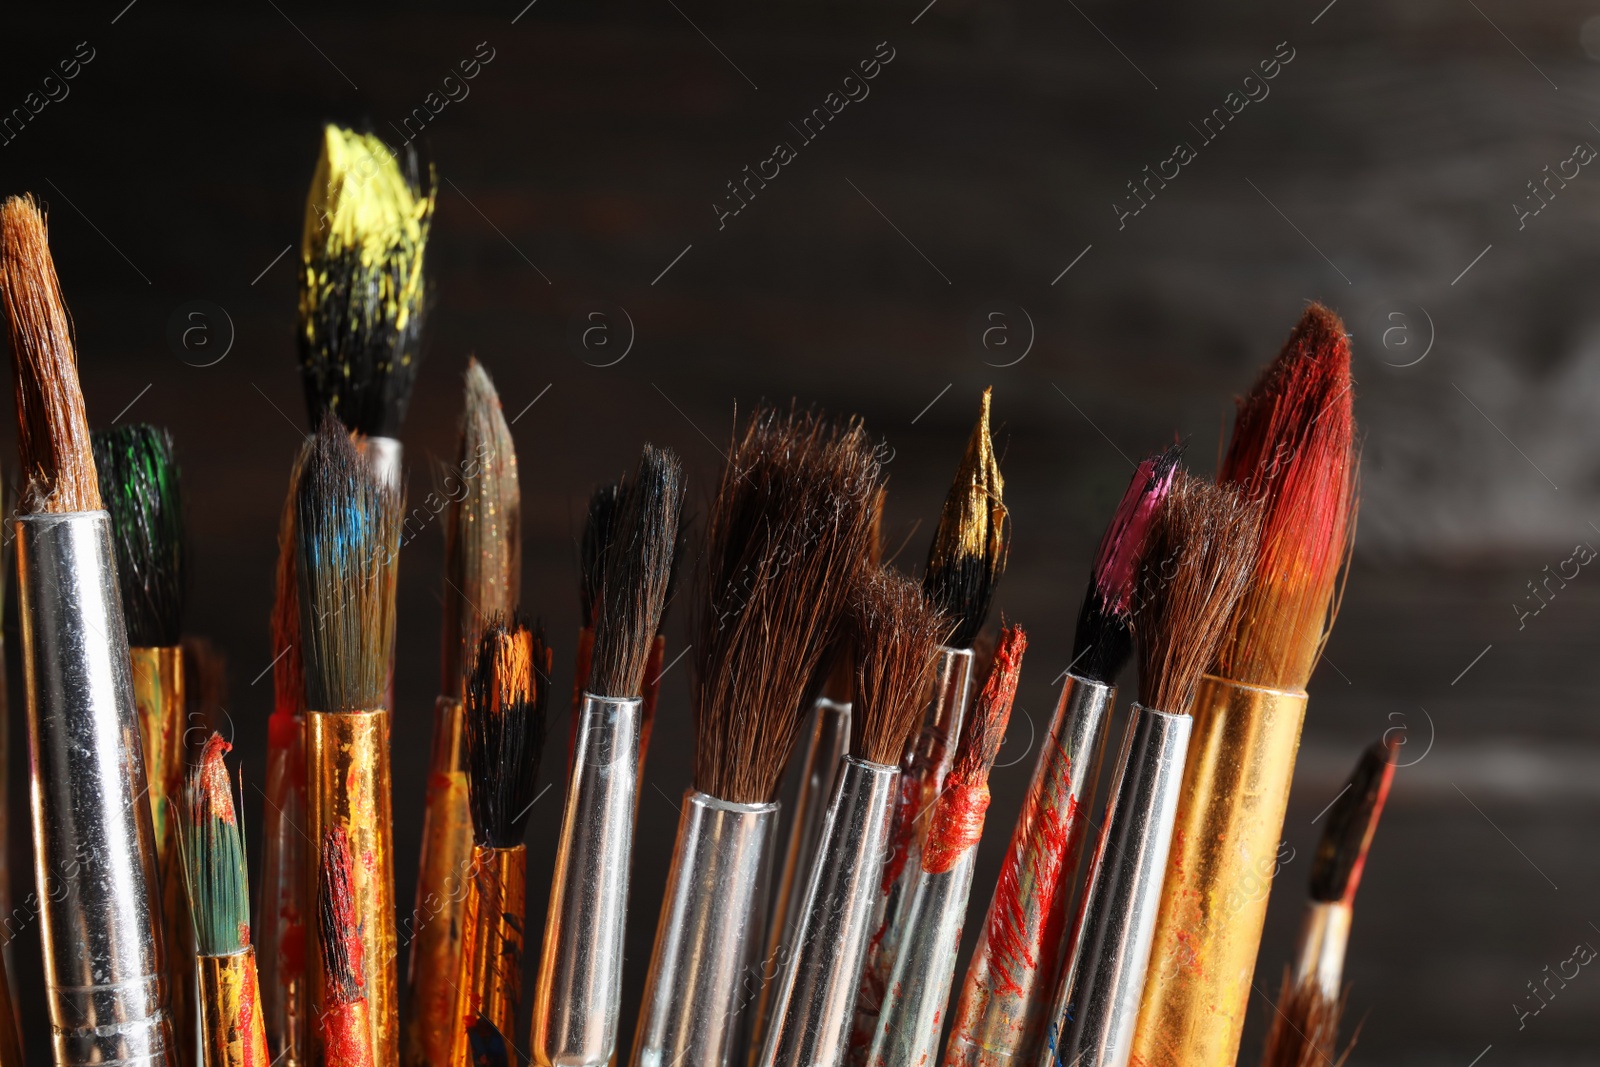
[178,733,269,1067]
[759,568,947,1067]
[449,618,550,1064]
[637,521,687,785]
[533,444,683,1067]
[1047,473,1260,1067]
[94,421,194,1059]
[297,414,403,1066]
[318,828,375,1067]
[567,479,624,773]
[1132,304,1358,1067]
[632,406,882,1067]
[1257,740,1394,1067]
[406,358,521,1067]
[2,193,175,1063]
[182,636,228,763]
[868,623,1024,1067]
[944,445,1179,1067]
[851,390,1007,1063]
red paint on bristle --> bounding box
[198,733,236,825]
[1094,458,1177,615]
[1341,740,1398,907]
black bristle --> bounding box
[466,617,551,848]
[92,424,187,647]
[922,389,1007,650]
[318,827,365,1003]
[656,516,691,637]
[1308,740,1396,904]
[579,480,624,627]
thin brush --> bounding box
[2,193,173,1061]
[634,406,882,1067]
[318,828,374,1067]
[568,478,624,768]
[637,518,690,782]
[922,387,1007,649]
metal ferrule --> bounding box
[450,844,528,1064]
[362,435,404,489]
[305,708,397,1067]
[532,693,642,1067]
[1048,704,1193,1067]
[1130,677,1308,1067]
[405,695,473,1067]
[865,845,979,1067]
[759,756,898,1067]
[757,697,851,1055]
[199,948,269,1067]
[945,672,1114,1067]
[1293,901,1351,999]
[259,710,307,1067]
[17,511,174,1066]
[633,791,779,1067]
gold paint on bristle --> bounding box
[923,388,1007,650]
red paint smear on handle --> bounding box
[239,962,260,1067]
[320,1001,374,1067]
[922,784,989,874]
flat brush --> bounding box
[944,445,1179,1067]
[298,414,403,1067]
[1133,304,1358,1067]
[1047,473,1259,1067]
[1257,740,1394,1067]
[534,444,684,1067]
[759,568,947,1067]
[407,359,520,1067]
[178,734,269,1067]
[852,390,1007,1063]
[633,406,882,1067]
[2,193,175,1064]
[318,828,375,1067]
[868,625,1024,1067]
[450,619,549,1065]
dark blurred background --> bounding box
[3,0,1599,1062]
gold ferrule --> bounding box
[200,948,270,1067]
[405,696,474,1067]
[450,844,527,1064]
[1131,676,1308,1067]
[306,708,397,1067]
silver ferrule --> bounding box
[1293,900,1351,999]
[917,646,975,774]
[16,512,173,1066]
[759,756,898,1067]
[633,791,780,1067]
[865,847,979,1067]
[1047,704,1192,1067]
[361,434,404,489]
[533,693,642,1067]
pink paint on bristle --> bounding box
[1093,451,1179,616]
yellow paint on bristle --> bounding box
[934,387,1006,573]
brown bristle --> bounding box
[850,568,949,766]
[923,388,1007,649]
[271,445,308,717]
[1217,303,1358,690]
[866,485,887,568]
[1134,472,1260,714]
[948,622,1025,785]
[692,405,882,804]
[1257,971,1355,1067]
[0,195,99,513]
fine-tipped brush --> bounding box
[449,619,550,1064]
[852,390,1007,1062]
[1047,472,1259,1067]
[406,359,521,1067]
[318,828,374,1067]
[297,123,435,479]
[637,519,689,784]
[1258,740,1394,1067]
[259,443,310,1067]
[868,624,1024,1067]
[298,413,403,1067]
[178,734,269,1067]
[632,406,882,1067]
[1133,304,1358,1067]
[759,568,947,1067]
[533,444,684,1067]
[568,478,624,770]
[2,193,174,1060]
[944,444,1179,1067]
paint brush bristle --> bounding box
[923,388,1007,649]
[693,405,883,804]
[318,827,366,1004]
[849,568,949,766]
[1217,303,1357,691]
[1072,445,1182,684]
[272,444,309,717]
[1308,740,1396,905]
[948,622,1025,786]
[588,444,684,698]
[298,124,436,437]
[178,733,250,957]
[579,480,624,628]
[441,359,521,691]
[1257,980,1351,1067]
[0,195,99,513]
[465,618,551,849]
[92,424,188,648]
[296,414,402,713]
[1134,472,1261,715]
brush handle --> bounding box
[17,511,174,1066]
[259,709,307,1067]
[532,693,641,1067]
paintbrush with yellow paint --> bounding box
[406,359,521,1067]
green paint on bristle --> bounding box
[177,734,251,957]
[91,423,187,647]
